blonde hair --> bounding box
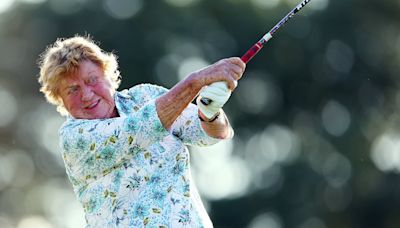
[38,35,121,115]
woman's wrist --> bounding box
[198,109,220,122]
[187,72,205,92]
[198,109,232,139]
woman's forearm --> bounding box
[156,73,201,130]
[156,74,233,139]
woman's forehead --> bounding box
[78,60,103,74]
[59,75,80,89]
[63,61,101,77]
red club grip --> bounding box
[241,42,264,63]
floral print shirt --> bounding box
[59,84,221,228]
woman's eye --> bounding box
[68,87,78,95]
[88,76,97,85]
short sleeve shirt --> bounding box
[59,84,220,227]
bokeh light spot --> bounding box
[252,165,283,193]
[19,0,47,4]
[103,0,143,20]
[0,0,14,14]
[164,0,200,7]
[322,152,352,188]
[244,125,300,173]
[178,57,209,81]
[0,151,13,190]
[191,140,251,200]
[1,150,36,190]
[6,150,35,188]
[155,54,181,87]
[321,100,351,137]
[325,40,354,74]
[298,217,327,228]
[49,0,83,15]
[250,0,280,9]
[0,85,18,127]
[17,216,54,228]
[308,0,329,11]
[371,132,400,173]
[25,179,86,227]
[39,115,65,157]
[262,125,301,164]
[0,216,13,228]
[247,212,282,228]
[236,74,282,115]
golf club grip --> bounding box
[200,97,212,106]
[241,42,264,63]
[200,42,264,106]
[199,81,230,106]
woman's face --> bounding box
[59,60,118,119]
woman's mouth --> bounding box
[84,100,100,110]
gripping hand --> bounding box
[197,82,231,119]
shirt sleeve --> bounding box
[126,84,221,147]
[170,103,221,147]
[59,100,170,189]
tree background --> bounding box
[1,0,400,227]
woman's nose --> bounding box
[81,86,94,101]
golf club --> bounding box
[201,0,312,106]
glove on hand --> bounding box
[197,81,231,119]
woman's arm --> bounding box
[156,57,245,139]
[198,108,233,139]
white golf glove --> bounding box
[197,81,231,119]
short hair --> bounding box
[38,35,121,115]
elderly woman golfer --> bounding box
[38,35,245,227]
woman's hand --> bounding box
[196,82,231,119]
[156,57,245,131]
[190,57,246,91]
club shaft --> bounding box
[240,0,312,63]
[201,0,312,106]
